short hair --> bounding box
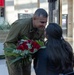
[34,8,48,18]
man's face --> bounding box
[33,16,47,30]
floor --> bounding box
[0,59,36,75]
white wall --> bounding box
[5,0,38,24]
[5,0,18,24]
[5,0,73,25]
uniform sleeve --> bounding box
[4,19,27,47]
[35,49,47,75]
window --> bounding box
[18,13,33,19]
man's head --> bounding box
[33,8,48,30]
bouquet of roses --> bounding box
[4,38,45,65]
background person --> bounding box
[4,8,48,75]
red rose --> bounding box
[17,44,25,51]
[17,40,29,51]
[30,41,40,52]
[23,42,28,49]
[30,47,34,52]
[27,40,32,43]
[32,41,40,49]
[17,40,40,52]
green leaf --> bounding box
[10,44,16,49]
[4,47,14,51]
[22,36,29,40]
[20,50,29,57]
[10,57,22,65]
[5,52,19,57]
[12,49,22,54]
[41,46,46,48]
[36,40,44,46]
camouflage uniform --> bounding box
[4,18,44,75]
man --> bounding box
[4,8,48,75]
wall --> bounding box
[5,0,38,24]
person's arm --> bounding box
[4,19,28,47]
[35,49,47,75]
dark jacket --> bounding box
[34,48,73,75]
